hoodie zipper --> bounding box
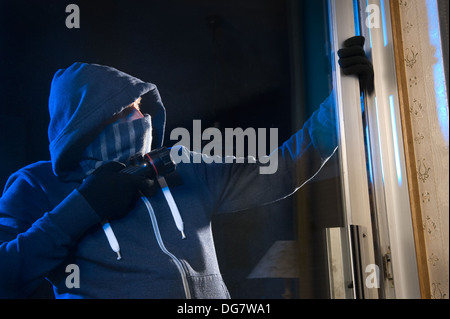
[141,196,192,299]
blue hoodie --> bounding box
[0,62,337,298]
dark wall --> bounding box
[0,0,293,189]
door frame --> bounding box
[327,0,422,298]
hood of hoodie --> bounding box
[48,62,166,181]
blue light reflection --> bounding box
[389,95,403,186]
[375,97,385,184]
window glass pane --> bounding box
[210,0,345,299]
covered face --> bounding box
[47,62,166,181]
[79,100,153,176]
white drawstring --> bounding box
[157,176,186,239]
[102,220,122,260]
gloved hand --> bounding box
[338,36,375,95]
[78,161,155,221]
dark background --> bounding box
[0,0,338,298]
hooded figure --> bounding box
[0,37,371,298]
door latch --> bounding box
[382,249,394,288]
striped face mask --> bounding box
[80,113,152,176]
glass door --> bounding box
[326,0,422,299]
[326,0,378,299]
[355,0,421,298]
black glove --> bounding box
[78,161,155,221]
[338,36,375,95]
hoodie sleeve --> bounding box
[0,169,101,298]
[191,93,338,215]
